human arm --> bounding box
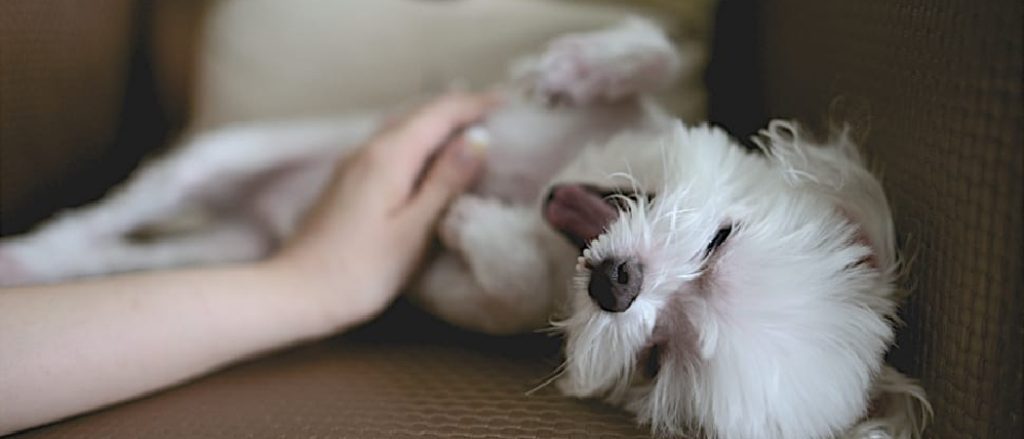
[0,93,493,435]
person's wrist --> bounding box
[261,249,379,333]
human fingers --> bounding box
[372,93,498,184]
[398,130,488,235]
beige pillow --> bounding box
[192,0,716,129]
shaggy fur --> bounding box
[548,122,931,438]
[0,18,929,439]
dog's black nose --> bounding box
[588,258,643,312]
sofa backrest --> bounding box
[709,1,1023,437]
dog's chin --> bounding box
[543,182,664,399]
[554,276,686,435]
[552,272,664,404]
[554,306,656,401]
[556,304,691,439]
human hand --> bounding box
[274,93,496,328]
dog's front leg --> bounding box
[412,195,555,335]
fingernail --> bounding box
[464,125,491,152]
[457,125,489,168]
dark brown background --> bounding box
[2,0,1021,437]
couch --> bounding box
[1,0,1020,437]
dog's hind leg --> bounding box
[412,196,555,335]
[517,16,683,106]
[0,115,377,286]
[0,218,274,286]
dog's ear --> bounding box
[754,120,897,270]
[828,95,873,146]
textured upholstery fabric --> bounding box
[13,303,651,439]
[0,0,138,235]
[746,1,1023,437]
[2,0,1021,438]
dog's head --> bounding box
[542,121,907,438]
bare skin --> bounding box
[0,93,495,435]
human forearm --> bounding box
[0,261,344,435]
[0,93,491,435]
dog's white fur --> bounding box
[549,122,931,438]
[0,17,929,439]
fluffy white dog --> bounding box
[0,18,928,439]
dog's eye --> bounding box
[704,225,733,256]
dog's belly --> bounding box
[159,97,656,244]
[473,97,656,205]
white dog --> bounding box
[0,18,928,439]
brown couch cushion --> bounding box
[744,0,1022,437]
[12,302,651,439]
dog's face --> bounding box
[543,122,900,438]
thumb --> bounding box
[403,127,488,227]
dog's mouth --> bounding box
[542,183,650,249]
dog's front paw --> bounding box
[439,196,502,252]
[521,18,681,106]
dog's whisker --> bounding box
[525,361,568,396]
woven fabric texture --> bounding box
[0,0,138,235]
[13,303,651,439]
[754,1,1023,437]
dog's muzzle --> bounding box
[542,184,647,312]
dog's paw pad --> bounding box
[529,39,594,106]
